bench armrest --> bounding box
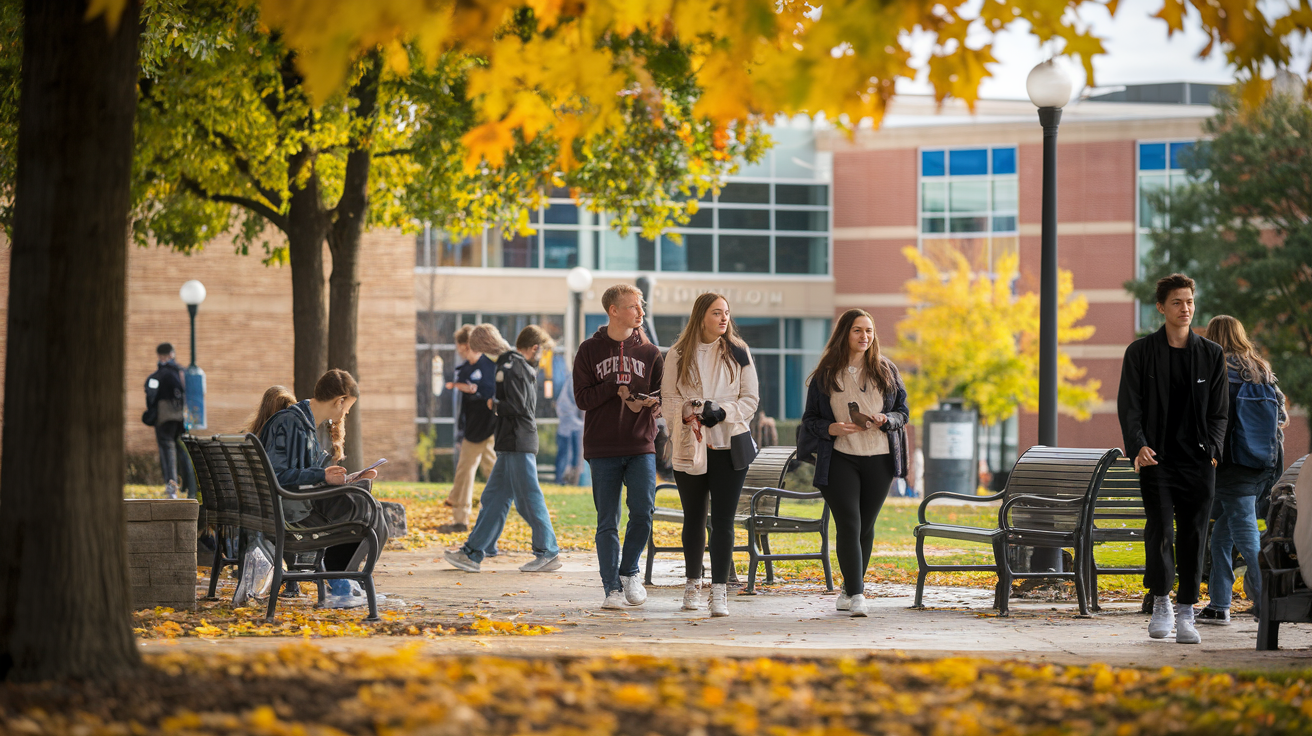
[998,493,1086,531]
[917,490,1004,524]
[277,483,374,503]
[750,486,822,503]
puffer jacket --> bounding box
[259,400,330,523]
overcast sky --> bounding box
[894,0,1312,100]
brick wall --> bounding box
[0,227,417,480]
[125,498,198,610]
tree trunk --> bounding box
[0,0,142,681]
[286,156,330,401]
[327,55,380,473]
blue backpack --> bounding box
[1228,369,1281,469]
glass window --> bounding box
[718,208,771,230]
[1169,141,1195,170]
[491,230,538,268]
[542,230,579,269]
[756,353,780,418]
[543,203,578,225]
[660,233,713,272]
[921,181,946,213]
[921,150,945,177]
[775,210,827,231]
[922,217,946,233]
[992,180,1018,213]
[1138,174,1166,229]
[685,206,713,229]
[992,147,1017,175]
[718,235,770,272]
[718,182,770,204]
[775,236,827,274]
[949,181,989,212]
[785,318,830,350]
[776,184,828,205]
[949,216,988,233]
[992,215,1017,233]
[603,230,640,270]
[653,315,688,343]
[949,148,988,176]
[638,237,656,271]
[1139,142,1166,170]
[735,317,780,348]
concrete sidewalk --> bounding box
[154,549,1312,670]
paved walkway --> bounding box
[153,549,1312,670]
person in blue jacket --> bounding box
[798,309,909,618]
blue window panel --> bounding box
[992,147,1017,175]
[949,149,988,176]
[1139,143,1166,170]
[921,150,945,177]
[1169,141,1195,170]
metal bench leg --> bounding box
[206,527,225,600]
[913,536,928,609]
[265,537,285,624]
[820,506,834,592]
[1257,569,1278,651]
[746,527,760,594]
[760,534,774,585]
[315,551,327,604]
[360,529,382,623]
[994,538,1011,616]
[1073,543,1091,617]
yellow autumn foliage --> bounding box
[893,245,1101,426]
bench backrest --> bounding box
[1002,446,1122,532]
[181,435,237,526]
[206,434,283,536]
[1091,456,1145,530]
[739,446,797,516]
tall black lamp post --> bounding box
[1026,60,1072,573]
[179,279,207,429]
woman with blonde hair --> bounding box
[1197,315,1288,624]
[660,292,760,617]
[797,309,909,617]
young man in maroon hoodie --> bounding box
[573,284,664,609]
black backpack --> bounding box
[1260,478,1298,572]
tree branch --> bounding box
[191,121,285,211]
[181,175,288,232]
[374,148,413,159]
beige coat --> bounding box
[661,342,760,475]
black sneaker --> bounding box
[1196,607,1231,625]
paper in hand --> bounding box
[346,458,387,483]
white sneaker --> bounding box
[601,590,626,609]
[849,594,869,617]
[1175,604,1201,644]
[1149,595,1174,639]
[682,579,701,611]
[519,555,562,572]
[836,591,852,611]
[620,575,647,605]
[709,583,729,617]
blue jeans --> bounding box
[461,452,558,563]
[589,454,656,593]
[556,430,582,483]
[1208,493,1261,609]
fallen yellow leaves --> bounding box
[133,604,552,640]
[6,645,1312,735]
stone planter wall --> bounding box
[125,498,198,611]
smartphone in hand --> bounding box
[346,458,387,483]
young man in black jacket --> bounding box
[445,325,561,573]
[1117,273,1227,645]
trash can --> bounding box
[922,400,978,497]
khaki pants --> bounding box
[450,436,497,525]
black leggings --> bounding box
[818,451,895,596]
[674,449,748,584]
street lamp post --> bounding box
[1026,60,1072,574]
[566,266,593,357]
[179,279,207,429]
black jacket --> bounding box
[1117,326,1228,465]
[259,400,330,523]
[492,349,540,453]
[798,359,910,487]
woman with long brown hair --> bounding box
[798,309,909,617]
[660,292,759,617]
[1197,315,1288,625]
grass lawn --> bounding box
[131,478,1189,601]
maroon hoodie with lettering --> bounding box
[572,326,665,460]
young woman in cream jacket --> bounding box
[660,293,760,617]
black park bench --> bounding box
[913,446,1122,616]
[185,433,386,623]
[1257,454,1309,651]
[645,446,833,593]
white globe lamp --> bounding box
[566,266,593,294]
[1026,59,1073,109]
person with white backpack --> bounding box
[660,293,760,617]
[1196,315,1288,625]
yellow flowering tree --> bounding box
[892,246,1101,426]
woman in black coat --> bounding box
[798,309,909,617]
